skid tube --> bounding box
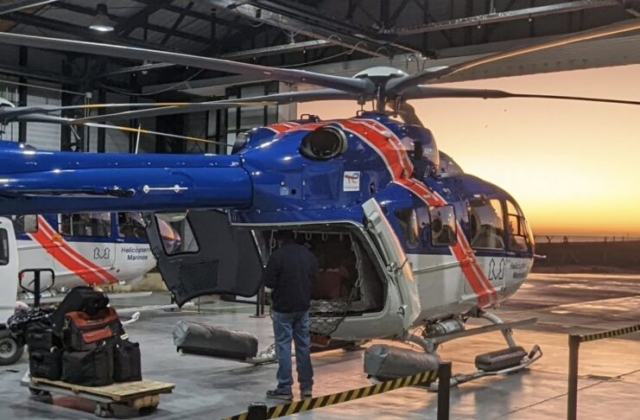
[405,314,543,390]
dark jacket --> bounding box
[262,242,319,313]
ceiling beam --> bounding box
[53,2,211,46]
[115,0,174,37]
[133,0,236,28]
[197,0,391,58]
[1,11,173,50]
[0,0,57,15]
[386,0,623,35]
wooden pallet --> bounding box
[21,374,174,418]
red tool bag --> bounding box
[63,307,124,352]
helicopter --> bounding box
[11,211,181,301]
[0,18,638,385]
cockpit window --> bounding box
[468,198,505,250]
[118,212,148,239]
[430,205,456,246]
[60,213,111,237]
[506,200,531,252]
[394,208,420,249]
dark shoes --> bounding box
[266,389,293,401]
[265,389,312,400]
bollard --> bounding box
[250,285,267,318]
[567,335,580,420]
[437,362,452,420]
[247,402,268,420]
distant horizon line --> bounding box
[534,233,639,238]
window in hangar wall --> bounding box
[183,82,282,155]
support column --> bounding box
[18,47,27,144]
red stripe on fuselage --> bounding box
[339,119,409,180]
[36,217,119,284]
[394,180,497,307]
[29,222,106,285]
[336,117,496,307]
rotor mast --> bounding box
[353,66,410,113]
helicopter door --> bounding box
[362,198,421,330]
[144,209,264,306]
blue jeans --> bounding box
[272,310,314,393]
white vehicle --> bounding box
[0,216,25,365]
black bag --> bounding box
[172,321,258,360]
[63,307,123,352]
[113,339,142,382]
[51,287,110,336]
[25,321,60,352]
[29,349,63,381]
[61,344,114,387]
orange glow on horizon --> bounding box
[298,65,640,237]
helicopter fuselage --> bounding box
[0,112,535,343]
[192,112,535,342]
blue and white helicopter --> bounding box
[0,19,638,384]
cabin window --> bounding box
[506,200,530,252]
[430,205,456,246]
[117,212,148,239]
[468,198,505,250]
[60,213,111,237]
[394,208,420,249]
[157,216,199,255]
[0,228,8,266]
[11,215,37,234]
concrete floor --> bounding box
[2,272,640,419]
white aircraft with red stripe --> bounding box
[1,23,640,383]
[12,212,181,299]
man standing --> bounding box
[263,230,319,401]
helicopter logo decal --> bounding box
[93,247,110,260]
[343,171,361,192]
[488,258,506,281]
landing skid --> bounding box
[426,345,543,391]
[403,312,542,389]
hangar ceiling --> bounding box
[0,0,639,100]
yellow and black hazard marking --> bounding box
[580,324,640,343]
[222,370,438,420]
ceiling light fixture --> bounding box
[89,3,114,32]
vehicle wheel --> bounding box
[0,335,24,365]
[29,388,50,397]
[95,403,113,418]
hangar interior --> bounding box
[1,0,639,154]
[1,1,640,420]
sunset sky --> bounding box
[298,64,640,237]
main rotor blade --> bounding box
[12,114,226,146]
[72,89,360,124]
[402,86,640,105]
[387,18,640,95]
[0,32,371,95]
[0,102,193,122]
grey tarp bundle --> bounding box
[363,344,440,380]
[172,320,259,360]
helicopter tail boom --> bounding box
[0,143,253,215]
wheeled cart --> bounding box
[21,373,175,418]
